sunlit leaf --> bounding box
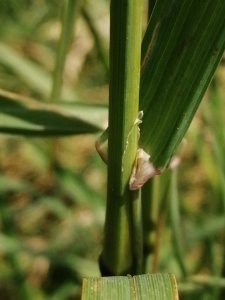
[0,89,104,136]
[139,0,225,171]
[82,273,178,300]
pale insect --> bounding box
[128,111,161,190]
[129,149,161,190]
[122,110,144,170]
[95,110,161,190]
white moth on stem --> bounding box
[124,110,161,190]
[95,111,161,190]
[129,149,161,190]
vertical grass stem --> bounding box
[100,0,143,275]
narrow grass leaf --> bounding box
[50,0,82,103]
[0,89,102,136]
[187,275,225,288]
[186,216,225,247]
[82,273,178,300]
[0,42,78,101]
[134,273,178,300]
[139,0,225,171]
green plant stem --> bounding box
[210,81,225,211]
[170,167,187,277]
[50,0,82,103]
[141,179,154,272]
[151,182,169,273]
[141,177,159,272]
[100,0,143,275]
[131,189,143,274]
[49,0,81,170]
[208,80,225,300]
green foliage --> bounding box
[0,89,103,136]
[0,0,224,299]
[139,0,225,170]
[82,273,178,300]
[100,0,143,276]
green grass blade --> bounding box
[0,89,102,136]
[0,43,78,101]
[50,0,82,103]
[134,273,178,300]
[186,216,225,247]
[139,0,225,171]
[59,102,108,128]
[82,273,178,300]
[82,277,131,300]
[187,275,225,289]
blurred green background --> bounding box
[0,0,225,299]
